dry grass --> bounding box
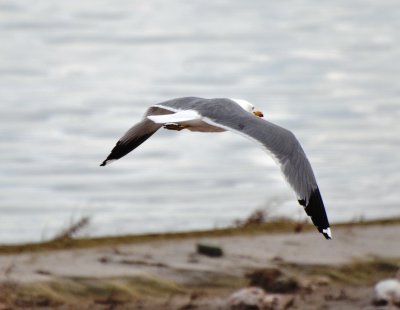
[0,275,187,309]
[52,216,90,241]
[0,273,245,309]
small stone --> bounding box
[196,243,224,257]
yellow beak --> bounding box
[253,111,264,118]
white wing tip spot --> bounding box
[323,227,332,239]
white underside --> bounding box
[148,106,225,132]
[147,110,201,123]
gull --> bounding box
[100,97,332,239]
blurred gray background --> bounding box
[0,0,399,243]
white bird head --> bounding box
[230,98,264,117]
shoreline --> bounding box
[1,218,399,309]
[1,216,400,254]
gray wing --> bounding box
[100,106,172,166]
[192,99,331,239]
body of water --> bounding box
[0,0,399,243]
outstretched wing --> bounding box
[100,107,172,166]
[196,101,331,239]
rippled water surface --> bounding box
[1,0,399,243]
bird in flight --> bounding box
[101,97,332,239]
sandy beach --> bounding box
[0,221,399,309]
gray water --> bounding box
[0,0,399,243]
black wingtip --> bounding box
[100,158,114,166]
[299,187,331,240]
